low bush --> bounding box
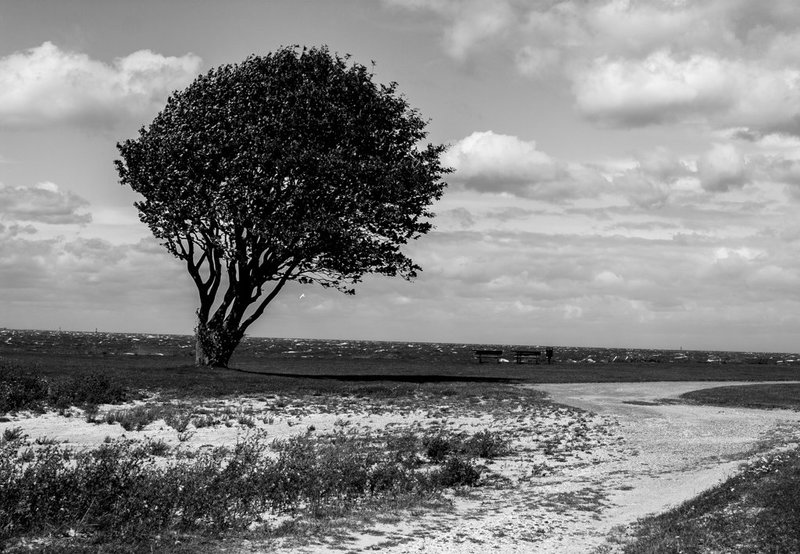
[422,429,510,462]
[103,405,161,431]
[423,433,453,462]
[464,429,510,459]
[0,428,489,550]
[432,454,482,487]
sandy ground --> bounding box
[3,381,800,553]
[289,381,800,554]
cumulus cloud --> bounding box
[574,50,800,133]
[696,143,750,192]
[0,181,91,224]
[443,130,606,200]
[0,41,202,130]
[442,132,731,208]
[573,50,733,126]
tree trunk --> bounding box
[194,318,243,368]
[195,335,210,366]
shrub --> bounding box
[464,429,510,459]
[103,405,160,431]
[423,433,453,463]
[163,407,192,432]
[432,454,481,487]
[0,428,487,550]
[0,364,48,414]
[2,426,25,443]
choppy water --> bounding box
[1,327,797,365]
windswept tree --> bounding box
[115,46,449,367]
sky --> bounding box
[2,0,800,353]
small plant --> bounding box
[192,414,217,428]
[164,408,192,433]
[464,429,510,460]
[238,414,256,428]
[433,454,481,487]
[19,447,35,462]
[84,403,100,423]
[423,433,453,463]
[103,405,159,431]
[34,436,60,446]
[144,438,171,456]
[2,426,25,443]
[177,430,194,442]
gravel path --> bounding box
[310,381,800,554]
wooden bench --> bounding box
[474,350,503,363]
[513,350,541,364]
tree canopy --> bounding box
[115,45,449,367]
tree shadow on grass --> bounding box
[227,368,520,384]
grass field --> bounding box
[681,383,800,410]
[2,347,800,553]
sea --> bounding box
[1,328,797,365]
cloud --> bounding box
[443,131,606,200]
[384,0,514,59]
[443,132,754,208]
[0,41,202,130]
[0,233,196,332]
[574,50,800,134]
[573,50,733,126]
[696,143,750,192]
[0,181,91,224]
[389,1,800,135]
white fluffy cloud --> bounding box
[0,181,91,224]
[443,131,761,208]
[443,131,606,200]
[574,50,800,133]
[696,143,750,192]
[0,42,202,130]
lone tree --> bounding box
[115,46,449,367]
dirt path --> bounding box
[531,381,800,552]
[304,381,800,554]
